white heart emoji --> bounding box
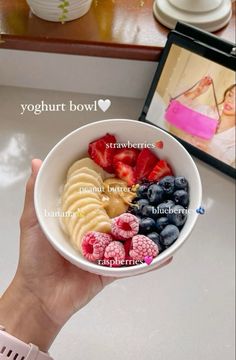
[98,99,111,112]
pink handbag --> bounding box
[165,80,221,140]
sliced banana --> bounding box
[62,191,101,212]
[72,209,110,246]
[67,158,106,179]
[64,173,103,194]
[74,215,111,251]
[62,181,102,202]
[66,202,105,233]
[61,157,111,253]
[67,167,103,183]
[62,197,103,229]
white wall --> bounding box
[0,50,157,98]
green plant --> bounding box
[58,0,70,23]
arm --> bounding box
[183,76,212,100]
[0,159,171,352]
[0,159,115,352]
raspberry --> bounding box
[124,239,132,258]
[104,241,125,267]
[129,235,159,261]
[111,213,139,241]
[82,232,112,262]
[123,239,135,267]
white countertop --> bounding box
[0,86,235,360]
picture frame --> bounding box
[140,22,236,178]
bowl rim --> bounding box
[34,119,202,276]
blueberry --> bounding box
[131,199,149,215]
[136,184,149,198]
[173,190,189,207]
[167,205,187,227]
[174,176,189,191]
[159,176,175,195]
[156,217,169,232]
[147,232,164,253]
[160,225,180,247]
[147,184,164,204]
[142,205,156,218]
[157,200,175,217]
[139,217,156,234]
[128,206,138,215]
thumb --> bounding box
[20,159,42,231]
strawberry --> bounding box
[134,148,159,181]
[114,161,137,186]
[148,160,173,181]
[113,148,140,166]
[88,133,116,173]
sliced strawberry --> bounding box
[134,148,159,181]
[148,160,173,181]
[113,148,140,166]
[114,161,137,186]
[88,133,116,173]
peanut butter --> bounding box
[102,178,137,218]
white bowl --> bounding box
[34,119,202,277]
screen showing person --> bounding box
[146,44,236,169]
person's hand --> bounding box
[0,160,117,351]
[0,159,171,352]
[194,75,213,97]
[184,76,213,100]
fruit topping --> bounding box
[146,232,164,253]
[111,213,139,240]
[139,217,156,234]
[136,183,149,198]
[135,149,159,181]
[174,176,188,191]
[160,225,180,247]
[159,176,175,195]
[167,205,187,227]
[155,217,169,232]
[148,160,173,181]
[113,148,140,166]
[147,184,164,204]
[172,190,189,207]
[157,200,175,216]
[129,235,159,261]
[104,241,126,267]
[81,232,113,262]
[88,133,116,173]
[114,161,137,186]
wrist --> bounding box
[0,276,59,352]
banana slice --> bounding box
[64,173,103,194]
[66,202,105,233]
[62,181,102,202]
[71,209,109,246]
[67,158,106,179]
[73,213,111,251]
[62,197,103,228]
[62,191,101,212]
[67,167,103,183]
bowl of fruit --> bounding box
[34,119,202,277]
